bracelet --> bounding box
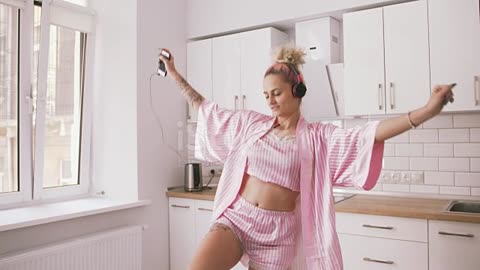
[407,111,418,129]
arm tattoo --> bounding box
[174,73,204,108]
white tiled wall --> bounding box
[377,113,480,196]
[187,112,480,197]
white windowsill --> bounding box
[0,197,151,232]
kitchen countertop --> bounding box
[166,187,480,223]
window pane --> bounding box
[42,25,85,188]
[0,4,19,194]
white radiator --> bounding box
[0,225,143,270]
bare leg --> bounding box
[188,223,243,270]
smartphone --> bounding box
[158,50,171,77]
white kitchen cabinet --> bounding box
[339,234,428,270]
[429,220,480,270]
[212,27,288,115]
[343,0,430,116]
[336,212,428,270]
[428,0,480,112]
[187,39,213,121]
[212,33,242,112]
[169,197,247,270]
[169,198,196,270]
[194,199,214,247]
[344,8,384,116]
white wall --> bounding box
[0,1,188,269]
[137,0,188,268]
[186,0,388,39]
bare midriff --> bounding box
[239,172,299,212]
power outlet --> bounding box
[392,172,401,183]
[400,172,411,184]
[381,171,393,183]
[411,172,424,184]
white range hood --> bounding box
[296,17,344,121]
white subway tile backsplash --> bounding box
[471,158,480,172]
[454,143,480,157]
[343,118,368,128]
[472,188,480,196]
[439,186,470,196]
[410,157,438,171]
[471,128,480,142]
[410,185,439,194]
[395,144,423,157]
[455,173,480,187]
[383,184,410,192]
[438,129,470,142]
[422,115,453,129]
[409,129,438,143]
[439,158,470,172]
[453,114,480,128]
[386,131,409,143]
[383,157,409,170]
[424,144,453,157]
[384,144,395,156]
[425,171,454,186]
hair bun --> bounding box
[275,45,306,69]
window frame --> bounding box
[0,0,34,205]
[0,0,95,207]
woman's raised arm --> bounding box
[375,84,455,142]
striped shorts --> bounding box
[215,194,297,270]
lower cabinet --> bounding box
[339,234,428,270]
[169,197,246,270]
[429,220,480,270]
[337,212,428,270]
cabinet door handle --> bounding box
[475,75,479,106]
[242,94,246,110]
[171,204,190,209]
[439,231,474,238]
[363,257,394,265]
[389,82,395,109]
[362,224,394,230]
[198,207,213,212]
[378,83,383,110]
[234,95,238,110]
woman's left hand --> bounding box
[424,84,456,117]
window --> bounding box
[0,0,95,206]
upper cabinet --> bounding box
[428,0,480,112]
[343,0,430,116]
[187,39,213,121]
[213,28,288,115]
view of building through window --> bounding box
[0,3,85,193]
[0,3,19,193]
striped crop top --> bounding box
[245,131,301,192]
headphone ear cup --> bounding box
[294,82,307,98]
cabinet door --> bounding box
[187,39,213,121]
[383,0,430,114]
[169,198,196,270]
[343,8,385,116]
[339,234,428,270]
[241,28,287,115]
[212,34,242,110]
[429,220,480,270]
[429,0,480,111]
[194,199,214,247]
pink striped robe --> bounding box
[195,100,384,270]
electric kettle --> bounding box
[184,163,203,192]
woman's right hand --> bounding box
[159,48,178,77]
